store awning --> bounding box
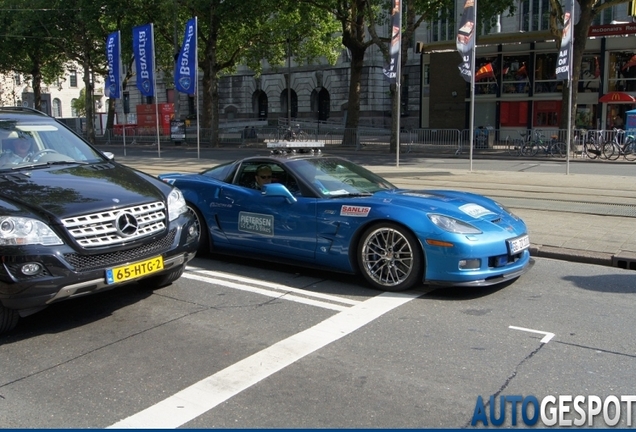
[598,92,636,103]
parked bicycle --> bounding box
[520,129,566,158]
[504,132,525,156]
[582,129,610,160]
[603,129,636,161]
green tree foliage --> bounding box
[0,0,67,110]
[156,0,340,147]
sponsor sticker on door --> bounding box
[340,205,371,217]
[239,211,274,236]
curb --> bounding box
[530,245,614,267]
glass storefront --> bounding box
[608,51,636,92]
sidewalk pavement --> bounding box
[113,147,636,272]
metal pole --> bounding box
[395,2,402,168]
[173,0,180,121]
[468,0,477,172]
[287,39,291,127]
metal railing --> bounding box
[90,125,635,161]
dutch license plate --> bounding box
[507,235,530,254]
[105,256,164,285]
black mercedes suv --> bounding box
[0,107,199,334]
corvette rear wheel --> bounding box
[358,223,423,291]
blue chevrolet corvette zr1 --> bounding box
[158,153,532,291]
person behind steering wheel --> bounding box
[0,135,35,166]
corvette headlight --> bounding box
[167,188,187,222]
[496,201,520,221]
[428,214,482,234]
[0,216,63,246]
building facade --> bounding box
[14,1,629,135]
[422,1,636,135]
[0,66,106,129]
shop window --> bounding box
[575,105,596,129]
[500,101,528,127]
[475,57,498,95]
[502,55,530,94]
[608,51,636,92]
[534,100,561,127]
[534,53,559,93]
[579,55,601,92]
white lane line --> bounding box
[509,325,555,343]
[108,291,419,429]
[182,273,349,311]
[186,268,361,306]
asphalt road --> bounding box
[1,255,635,428]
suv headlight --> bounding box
[0,216,63,245]
[428,214,482,234]
[167,188,187,221]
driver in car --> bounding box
[254,165,273,190]
[0,135,35,166]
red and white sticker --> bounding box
[340,205,371,217]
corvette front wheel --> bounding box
[188,204,209,254]
[357,223,423,291]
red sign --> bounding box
[588,23,636,37]
[598,92,636,103]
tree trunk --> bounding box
[346,46,364,131]
[83,61,95,144]
[31,62,42,112]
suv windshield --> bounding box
[0,119,105,170]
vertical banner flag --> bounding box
[105,31,121,99]
[456,0,475,83]
[556,0,577,80]
[133,24,155,97]
[175,18,197,94]
[382,0,401,83]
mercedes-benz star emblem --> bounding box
[115,212,139,236]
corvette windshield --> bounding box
[289,158,396,196]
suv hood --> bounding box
[0,163,166,219]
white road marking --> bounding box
[108,291,420,429]
[181,272,351,311]
[182,268,360,311]
[509,325,555,343]
[187,268,361,306]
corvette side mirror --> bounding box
[262,183,297,204]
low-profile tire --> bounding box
[145,264,185,288]
[357,223,424,292]
[0,304,20,335]
[188,204,210,255]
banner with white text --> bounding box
[382,0,401,84]
[133,24,155,97]
[104,31,122,99]
[174,18,198,95]
[456,0,475,83]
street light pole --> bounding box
[287,38,291,127]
